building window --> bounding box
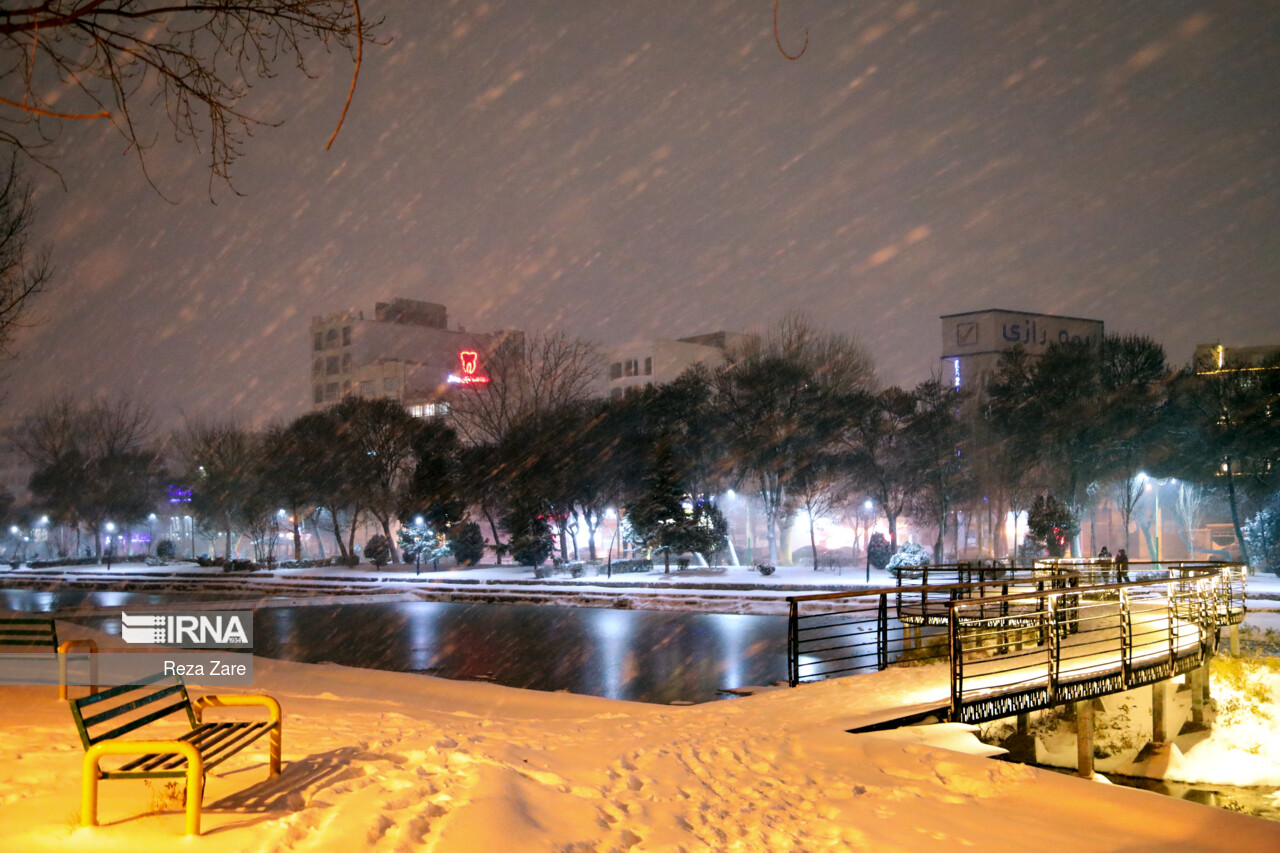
[342,326,352,346]
[408,402,450,419]
[342,381,352,396]
[325,328,339,348]
[314,385,324,404]
[313,332,324,352]
[609,362,622,380]
[360,380,375,397]
[326,356,339,375]
[644,357,652,376]
[625,359,638,377]
[312,358,323,375]
[383,376,401,393]
[341,353,351,373]
[324,382,339,401]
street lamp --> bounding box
[104,522,116,570]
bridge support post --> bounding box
[1189,667,1207,726]
[1016,713,1029,737]
[1229,625,1240,657]
[1075,699,1094,779]
[1152,681,1169,743]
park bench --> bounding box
[0,616,97,699]
[70,671,282,835]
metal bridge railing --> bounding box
[787,560,1246,724]
[786,565,1070,686]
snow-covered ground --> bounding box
[2,619,1279,852]
[3,563,1280,849]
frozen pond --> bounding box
[1,590,788,704]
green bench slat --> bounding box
[80,683,187,729]
[118,721,275,774]
[75,671,175,708]
[88,700,193,746]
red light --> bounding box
[460,350,479,375]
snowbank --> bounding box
[1,622,1277,851]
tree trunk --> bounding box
[585,512,599,562]
[380,515,399,563]
[1225,464,1251,565]
[809,512,819,571]
[292,510,302,560]
[483,506,504,565]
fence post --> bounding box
[1119,588,1132,688]
[787,599,798,687]
[949,602,961,722]
[1046,596,1059,705]
[877,594,888,671]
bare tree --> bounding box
[449,331,602,446]
[0,1,373,189]
[0,155,49,358]
[13,394,158,557]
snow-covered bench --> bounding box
[70,672,282,835]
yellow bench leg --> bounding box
[82,741,204,836]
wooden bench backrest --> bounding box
[0,617,58,650]
[70,671,197,750]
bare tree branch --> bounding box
[0,1,379,192]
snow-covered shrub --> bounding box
[757,563,776,576]
[867,533,892,571]
[155,539,177,560]
[364,535,392,569]
[887,542,931,577]
[1242,494,1280,575]
[451,521,485,566]
[606,558,652,574]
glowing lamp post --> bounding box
[104,522,116,570]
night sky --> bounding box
[7,0,1280,430]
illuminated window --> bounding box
[408,402,450,419]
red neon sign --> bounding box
[447,350,490,385]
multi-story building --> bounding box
[309,298,519,417]
[602,332,749,400]
[940,309,1105,392]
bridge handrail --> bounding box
[947,562,1239,723]
[787,560,1245,714]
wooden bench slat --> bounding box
[81,683,186,729]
